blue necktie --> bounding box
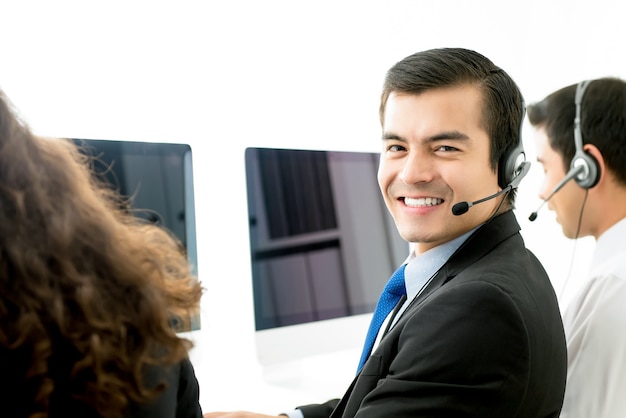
[357,264,407,373]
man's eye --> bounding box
[436,145,457,152]
[387,144,406,152]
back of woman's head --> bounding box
[0,89,202,417]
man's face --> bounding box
[534,127,588,239]
[377,86,502,254]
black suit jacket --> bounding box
[127,356,203,418]
[297,211,567,418]
[0,352,202,418]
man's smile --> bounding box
[403,197,444,207]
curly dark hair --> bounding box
[0,89,203,417]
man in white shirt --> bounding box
[528,77,626,418]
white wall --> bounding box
[1,0,623,413]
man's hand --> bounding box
[203,412,284,418]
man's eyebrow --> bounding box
[428,131,470,142]
[381,131,470,142]
[381,132,406,141]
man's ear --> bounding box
[582,144,605,186]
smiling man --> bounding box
[204,48,567,418]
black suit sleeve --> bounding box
[296,398,340,418]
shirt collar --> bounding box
[403,227,478,302]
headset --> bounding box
[452,100,530,216]
[499,104,530,190]
[571,80,601,189]
[509,81,601,192]
[528,80,601,221]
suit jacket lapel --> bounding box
[411,211,521,307]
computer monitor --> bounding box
[71,138,199,331]
[244,147,408,378]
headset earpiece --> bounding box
[498,104,528,189]
[570,149,600,189]
[573,80,601,189]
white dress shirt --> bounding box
[560,216,626,418]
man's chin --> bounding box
[561,226,579,240]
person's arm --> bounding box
[203,413,287,418]
[202,399,338,418]
[278,409,303,418]
[291,399,339,418]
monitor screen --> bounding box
[244,147,408,367]
[71,138,199,331]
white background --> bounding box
[1,0,622,413]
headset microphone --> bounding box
[452,161,530,216]
[528,164,585,221]
[453,94,531,217]
[452,186,511,216]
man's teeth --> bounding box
[404,197,443,207]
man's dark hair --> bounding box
[527,77,626,186]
